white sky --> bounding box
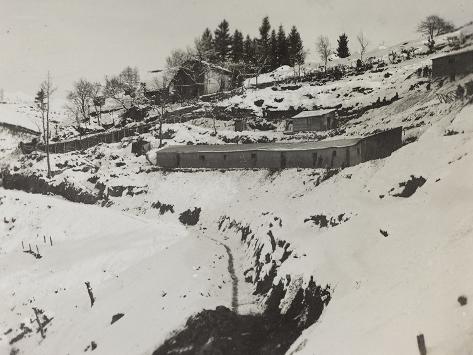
[0,0,472,99]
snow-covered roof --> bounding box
[292,109,337,119]
[157,137,362,154]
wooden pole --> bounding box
[85,282,95,307]
[33,307,45,339]
[417,334,427,355]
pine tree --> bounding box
[214,19,231,62]
[201,28,214,52]
[287,26,304,67]
[337,33,350,58]
[276,25,289,67]
[243,35,255,65]
[231,29,244,63]
[269,30,279,70]
[197,28,216,62]
[258,16,271,56]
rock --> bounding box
[458,295,468,306]
[111,313,125,325]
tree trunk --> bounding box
[46,94,51,178]
[41,111,46,144]
[159,104,164,148]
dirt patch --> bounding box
[111,313,125,325]
[2,170,100,204]
[390,175,426,197]
[304,213,350,228]
[151,201,175,215]
[179,207,201,226]
[153,276,331,355]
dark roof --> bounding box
[157,137,362,154]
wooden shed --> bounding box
[432,48,473,80]
[169,60,232,100]
[287,109,338,132]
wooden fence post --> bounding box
[417,334,427,355]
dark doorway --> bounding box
[176,153,181,167]
[251,153,257,168]
[281,152,287,169]
[312,152,318,167]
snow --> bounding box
[244,65,295,87]
[0,104,42,132]
[292,109,337,118]
[1,26,473,355]
[0,189,234,355]
[4,102,473,354]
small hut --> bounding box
[286,109,338,132]
[432,48,473,80]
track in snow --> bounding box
[209,237,239,313]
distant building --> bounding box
[169,60,232,100]
[234,118,247,132]
[286,109,338,133]
[152,127,402,170]
[431,48,473,80]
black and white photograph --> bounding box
[1,0,473,354]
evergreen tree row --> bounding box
[196,16,305,73]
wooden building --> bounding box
[169,60,232,100]
[286,109,338,133]
[151,127,402,170]
[432,49,473,80]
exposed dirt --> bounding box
[2,170,100,204]
[179,207,202,226]
[151,306,302,355]
[391,175,426,197]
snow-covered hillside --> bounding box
[2,98,473,355]
[1,22,473,355]
[0,189,239,355]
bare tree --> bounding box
[417,15,455,52]
[317,35,332,72]
[67,79,95,123]
[357,32,369,62]
[103,66,140,110]
[90,83,104,126]
[103,76,127,109]
[293,49,307,80]
[148,73,174,148]
[203,102,218,136]
[36,73,56,178]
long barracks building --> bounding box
[151,127,402,169]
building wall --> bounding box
[154,128,402,170]
[156,144,363,169]
[359,127,403,162]
[432,51,473,78]
[292,111,337,132]
[204,70,232,95]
